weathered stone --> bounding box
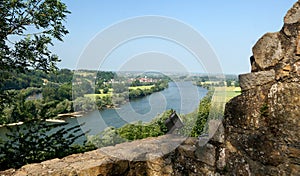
[216,147,226,170]
[208,120,224,144]
[296,33,300,55]
[177,144,197,159]
[284,1,300,24]
[182,137,198,145]
[252,33,284,71]
[239,70,275,91]
[198,135,209,146]
[195,144,216,167]
[224,1,300,175]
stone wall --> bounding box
[224,1,300,175]
[1,1,300,175]
[1,128,225,176]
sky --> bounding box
[52,0,297,74]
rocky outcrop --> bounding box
[224,1,300,175]
[1,1,300,176]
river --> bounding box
[75,81,207,136]
[0,81,207,143]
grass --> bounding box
[213,86,241,102]
[200,81,225,85]
[128,85,154,90]
[85,86,154,99]
[84,85,241,102]
[84,93,112,99]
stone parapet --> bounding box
[239,70,275,91]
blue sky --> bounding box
[53,0,297,74]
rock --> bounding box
[195,144,216,167]
[252,33,284,71]
[208,120,224,144]
[239,70,275,91]
[284,1,300,24]
[296,33,300,55]
[177,144,197,159]
[216,147,226,170]
[224,0,300,175]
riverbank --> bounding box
[58,111,84,118]
[0,119,66,128]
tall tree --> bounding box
[0,0,70,117]
[0,1,93,170]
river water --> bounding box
[0,82,207,143]
[75,81,207,136]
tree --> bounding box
[234,80,240,87]
[102,87,109,94]
[42,82,59,101]
[0,0,85,170]
[0,0,70,118]
[190,92,212,137]
[0,119,86,170]
[57,83,72,101]
[113,83,127,93]
[226,80,232,87]
[72,79,93,98]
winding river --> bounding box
[0,81,207,143]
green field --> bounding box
[84,93,111,99]
[200,81,225,85]
[85,86,155,99]
[128,85,154,90]
[85,88,113,98]
[213,86,241,102]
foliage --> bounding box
[1,69,74,91]
[190,92,212,137]
[102,87,109,94]
[87,91,214,148]
[0,119,86,170]
[112,83,127,93]
[73,97,96,112]
[1,87,73,124]
[72,79,93,98]
[114,110,170,141]
[86,127,126,148]
[95,71,115,88]
[179,92,213,137]
[85,80,169,111]
[86,110,172,147]
[0,0,70,118]
[128,80,168,99]
[0,1,92,170]
[42,82,72,101]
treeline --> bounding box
[1,69,76,124]
[128,81,168,99]
[179,91,213,137]
[0,88,73,124]
[196,79,239,89]
[0,69,170,124]
[73,80,169,112]
[1,69,73,91]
